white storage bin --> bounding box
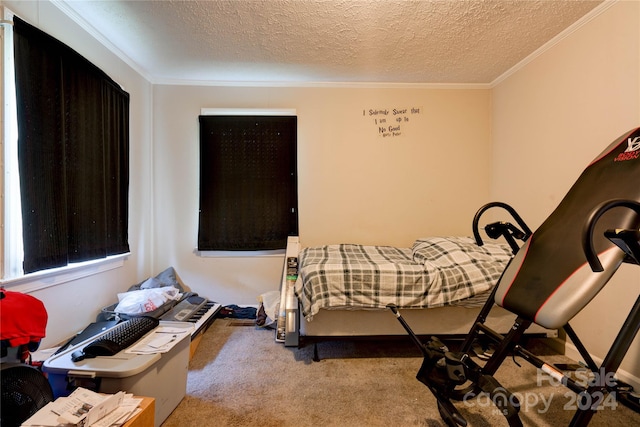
[43,321,192,427]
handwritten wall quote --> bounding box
[363,106,422,138]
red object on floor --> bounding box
[0,290,48,348]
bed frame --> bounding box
[276,236,555,353]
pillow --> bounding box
[411,236,514,297]
[412,236,512,266]
[128,266,184,292]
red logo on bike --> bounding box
[614,136,640,162]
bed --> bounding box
[277,233,555,351]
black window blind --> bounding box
[13,16,130,274]
[198,115,298,251]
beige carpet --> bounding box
[161,319,640,426]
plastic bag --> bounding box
[114,286,181,315]
[256,290,280,328]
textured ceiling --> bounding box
[56,0,605,85]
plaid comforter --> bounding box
[294,237,513,321]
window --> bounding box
[2,15,129,279]
[198,110,298,252]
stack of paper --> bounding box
[125,325,191,354]
[21,387,143,427]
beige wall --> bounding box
[491,0,640,387]
[152,85,492,303]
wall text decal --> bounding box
[363,106,422,138]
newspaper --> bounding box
[21,387,141,427]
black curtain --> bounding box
[13,16,130,274]
[198,115,298,251]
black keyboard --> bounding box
[71,316,159,362]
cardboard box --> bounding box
[124,397,155,427]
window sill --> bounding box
[0,254,129,293]
[195,249,285,258]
